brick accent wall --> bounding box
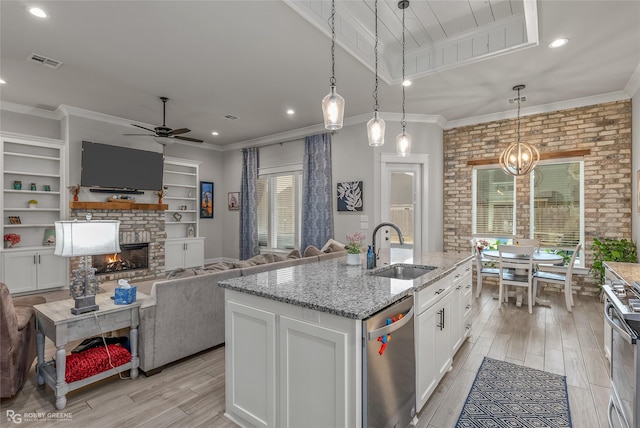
[69,209,166,282]
[443,100,632,295]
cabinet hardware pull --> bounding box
[466,305,471,310]
[38,255,41,264]
[435,288,445,295]
[442,307,445,329]
[456,285,462,290]
[33,255,36,264]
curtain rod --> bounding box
[249,131,336,150]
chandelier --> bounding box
[499,84,539,176]
[321,0,344,130]
[367,0,385,146]
[396,0,411,157]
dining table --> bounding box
[482,249,564,307]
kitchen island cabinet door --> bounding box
[279,316,348,428]
[225,300,276,428]
[416,290,452,412]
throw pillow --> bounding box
[325,242,346,253]
[233,260,253,269]
[303,245,322,257]
[287,249,301,259]
[166,268,198,279]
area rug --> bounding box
[456,357,572,428]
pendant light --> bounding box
[322,0,344,130]
[367,0,385,146]
[499,84,539,176]
[396,0,411,157]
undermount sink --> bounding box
[369,264,437,280]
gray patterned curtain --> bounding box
[239,147,259,260]
[301,133,334,250]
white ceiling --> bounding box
[0,1,639,148]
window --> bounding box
[531,160,584,263]
[472,160,584,266]
[257,171,302,251]
[472,167,516,240]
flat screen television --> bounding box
[81,141,164,191]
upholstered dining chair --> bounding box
[470,239,499,298]
[0,283,46,398]
[498,245,536,314]
[533,243,582,312]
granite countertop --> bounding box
[604,261,640,285]
[219,250,472,320]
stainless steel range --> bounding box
[603,282,640,428]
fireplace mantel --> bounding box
[69,202,168,211]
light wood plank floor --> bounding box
[1,281,609,427]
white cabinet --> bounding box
[163,158,200,240]
[450,261,473,354]
[415,259,473,413]
[164,238,204,270]
[226,300,276,428]
[1,134,66,294]
[2,248,66,294]
[416,277,452,412]
[224,290,359,428]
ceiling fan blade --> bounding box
[123,133,155,136]
[131,123,157,133]
[168,128,191,136]
[174,135,204,143]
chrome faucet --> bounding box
[371,222,405,268]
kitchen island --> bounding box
[219,250,473,428]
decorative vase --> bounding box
[346,253,361,266]
[73,195,79,202]
[4,241,13,249]
[29,204,37,209]
[158,197,163,204]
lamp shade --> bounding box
[54,220,120,257]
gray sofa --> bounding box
[136,246,346,374]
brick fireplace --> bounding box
[69,202,166,282]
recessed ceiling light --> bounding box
[402,79,412,87]
[548,38,569,48]
[211,131,219,136]
[27,7,47,18]
[286,109,295,115]
[0,78,6,84]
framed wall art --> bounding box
[200,181,214,218]
[228,192,239,210]
[337,181,363,212]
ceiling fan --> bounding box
[124,97,203,144]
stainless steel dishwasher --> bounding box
[363,294,416,428]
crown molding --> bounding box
[443,91,631,130]
[624,61,640,98]
[0,101,61,120]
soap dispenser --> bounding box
[367,245,375,269]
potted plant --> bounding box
[4,233,20,248]
[28,199,38,208]
[591,237,638,286]
[68,184,81,202]
[345,232,366,265]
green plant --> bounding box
[28,199,38,204]
[345,232,366,254]
[591,237,638,286]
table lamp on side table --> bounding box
[54,215,120,315]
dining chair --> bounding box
[498,245,536,314]
[514,238,541,250]
[533,243,582,312]
[470,239,499,298]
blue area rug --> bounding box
[456,357,572,428]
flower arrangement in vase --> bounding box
[68,184,81,202]
[345,232,366,265]
[154,186,168,204]
[4,233,20,248]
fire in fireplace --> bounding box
[93,243,149,274]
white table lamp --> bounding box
[54,216,120,314]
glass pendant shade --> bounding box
[499,141,539,176]
[322,85,344,130]
[396,131,412,157]
[367,112,385,146]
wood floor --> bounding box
[1,281,610,427]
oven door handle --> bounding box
[605,303,636,344]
